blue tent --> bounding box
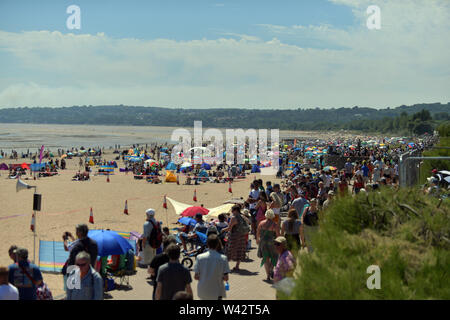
[251,164,261,173]
[166,162,177,170]
[30,163,47,172]
[198,170,209,177]
[201,163,211,170]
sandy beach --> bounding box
[0,149,282,298]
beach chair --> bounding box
[106,254,133,287]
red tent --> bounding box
[21,163,31,170]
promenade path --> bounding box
[107,235,277,300]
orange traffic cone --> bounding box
[163,195,167,209]
[30,213,35,232]
[193,189,197,202]
[107,175,110,183]
[124,200,128,215]
[89,207,94,224]
[228,181,232,193]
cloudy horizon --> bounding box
[0,0,449,110]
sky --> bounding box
[0,0,449,109]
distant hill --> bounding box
[0,103,448,131]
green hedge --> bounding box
[284,188,450,300]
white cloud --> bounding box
[0,0,449,109]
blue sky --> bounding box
[0,0,354,46]
[0,0,449,109]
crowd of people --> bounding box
[1,133,444,301]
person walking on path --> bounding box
[142,208,157,267]
[155,244,193,300]
[221,205,250,272]
[194,234,230,300]
[256,209,280,281]
[281,208,305,251]
[0,266,18,300]
[273,237,296,283]
[66,251,104,300]
[8,248,43,300]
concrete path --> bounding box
[106,235,276,300]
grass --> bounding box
[283,188,450,300]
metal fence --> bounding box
[399,149,422,187]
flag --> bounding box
[228,181,232,193]
[193,189,197,202]
[163,195,167,209]
[124,200,128,215]
[39,145,44,164]
[107,175,110,183]
[176,175,180,185]
[30,213,35,232]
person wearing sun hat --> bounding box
[142,208,157,267]
[273,236,296,283]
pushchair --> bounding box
[180,231,207,270]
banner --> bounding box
[39,145,44,164]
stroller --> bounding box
[180,231,208,270]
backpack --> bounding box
[234,214,250,234]
[148,220,163,249]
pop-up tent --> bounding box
[201,163,211,170]
[0,163,9,170]
[165,162,177,170]
[165,170,177,182]
[30,163,47,172]
[251,164,261,173]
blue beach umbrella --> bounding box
[178,217,197,227]
[88,230,133,257]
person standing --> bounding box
[63,224,98,275]
[0,266,19,300]
[155,244,193,300]
[66,252,104,300]
[194,234,230,300]
[269,184,283,226]
[148,236,178,300]
[273,237,296,283]
[8,248,43,300]
[221,205,250,272]
[142,208,157,267]
[247,183,260,235]
[256,210,280,281]
[281,208,305,251]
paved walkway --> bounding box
[106,235,276,300]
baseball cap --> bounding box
[146,208,155,218]
[328,190,335,195]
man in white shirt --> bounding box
[0,266,19,300]
[194,234,230,300]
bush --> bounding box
[285,188,450,300]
